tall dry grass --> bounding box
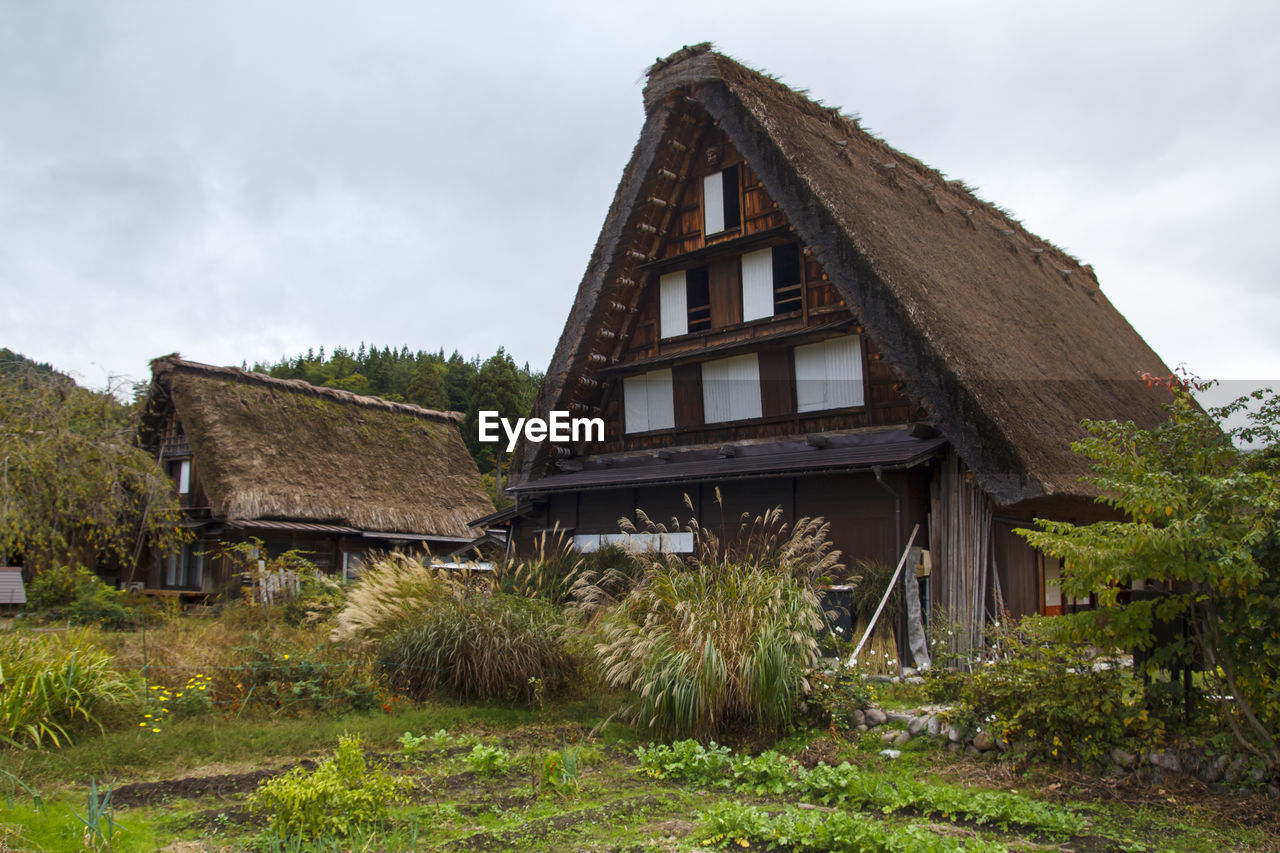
[594,505,834,739]
[377,593,577,704]
[331,553,463,645]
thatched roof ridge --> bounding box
[513,45,1172,507]
[149,355,463,424]
[142,355,491,538]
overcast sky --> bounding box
[2,1,1278,400]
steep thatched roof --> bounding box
[140,355,492,538]
[513,44,1172,506]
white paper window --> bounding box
[623,369,675,433]
[794,335,864,412]
[741,248,774,322]
[659,271,688,338]
[703,172,725,235]
[702,353,762,424]
[177,460,191,494]
[574,531,694,554]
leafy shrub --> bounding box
[635,739,732,781]
[249,734,413,841]
[700,801,1005,852]
[464,743,512,775]
[26,565,88,609]
[279,574,346,626]
[640,739,1085,838]
[234,637,378,716]
[943,619,1162,763]
[730,750,800,796]
[807,666,874,731]
[537,741,586,795]
[331,552,462,644]
[0,629,133,748]
[377,593,576,704]
[26,566,141,630]
[397,730,430,759]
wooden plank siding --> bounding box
[589,121,923,460]
[511,469,933,587]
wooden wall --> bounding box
[513,468,933,577]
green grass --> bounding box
[1,654,1274,853]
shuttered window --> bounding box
[702,165,741,235]
[741,248,773,322]
[794,335,864,412]
[702,353,763,423]
[660,271,687,338]
[623,369,675,433]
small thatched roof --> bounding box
[140,355,492,538]
[513,44,1172,506]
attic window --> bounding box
[741,244,803,321]
[623,368,675,433]
[794,335,864,412]
[772,244,803,314]
[703,164,741,236]
[702,353,762,423]
[660,268,711,338]
[168,459,191,494]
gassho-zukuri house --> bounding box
[499,44,1173,655]
[137,355,493,595]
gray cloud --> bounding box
[2,0,1277,393]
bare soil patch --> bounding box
[112,760,317,808]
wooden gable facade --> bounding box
[504,45,1173,656]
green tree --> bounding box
[1019,374,1279,777]
[466,348,536,493]
[404,362,449,410]
[0,354,186,577]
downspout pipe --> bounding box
[872,465,902,560]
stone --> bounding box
[864,708,888,727]
[1197,754,1229,785]
[879,749,901,759]
[1147,751,1181,773]
[907,716,929,737]
[947,725,964,744]
[855,725,868,733]
[881,730,898,745]
[867,675,893,683]
[966,745,981,756]
[893,731,911,747]
[971,731,997,752]
[886,711,914,725]
[947,742,961,753]
[850,709,866,727]
[905,676,925,685]
[1110,747,1137,770]
[1267,784,1279,800]
[926,715,942,737]
[1224,755,1246,784]
[1249,766,1268,783]
[901,666,918,677]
